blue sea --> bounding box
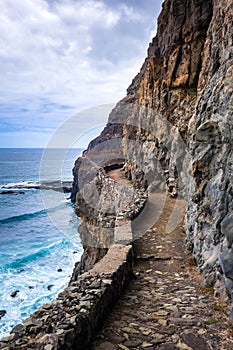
[0,148,83,338]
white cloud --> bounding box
[0,0,163,147]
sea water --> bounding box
[0,148,83,338]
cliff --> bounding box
[72,0,233,314]
[0,0,232,348]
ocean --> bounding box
[0,148,83,338]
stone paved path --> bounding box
[91,195,233,350]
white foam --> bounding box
[0,181,40,190]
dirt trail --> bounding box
[107,168,132,187]
[91,191,233,349]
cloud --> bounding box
[0,0,163,147]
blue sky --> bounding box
[0,0,163,148]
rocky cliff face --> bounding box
[186,0,233,306]
[72,0,233,311]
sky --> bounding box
[0,0,163,148]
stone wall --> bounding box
[0,245,133,350]
[71,166,147,277]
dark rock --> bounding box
[11,324,25,334]
[181,332,210,350]
[157,344,177,350]
[221,215,233,247]
[168,317,199,327]
[0,191,25,195]
[11,290,19,298]
[94,342,116,350]
[103,331,125,344]
[124,339,142,347]
[0,310,6,319]
[57,268,62,272]
[47,284,54,291]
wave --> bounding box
[0,209,47,225]
[0,198,73,225]
[1,239,69,271]
[0,180,72,193]
[0,181,40,190]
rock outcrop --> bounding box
[72,0,233,314]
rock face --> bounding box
[185,0,233,305]
[72,0,233,311]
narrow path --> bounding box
[91,195,233,350]
[107,168,132,187]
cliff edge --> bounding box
[72,0,233,315]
